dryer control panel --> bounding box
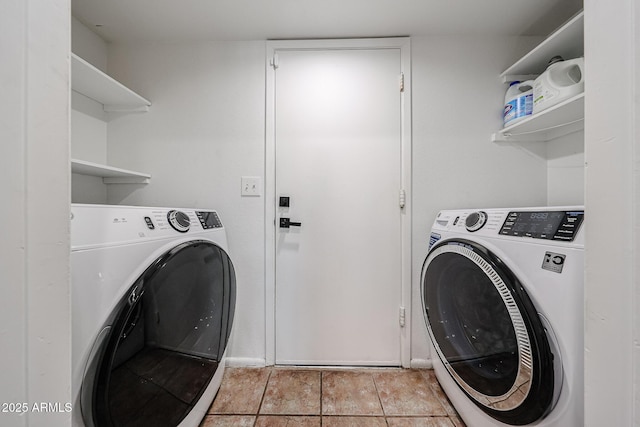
[431,206,585,246]
[196,211,223,229]
[71,204,226,249]
[499,210,584,241]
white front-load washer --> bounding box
[71,204,236,427]
[421,207,584,426]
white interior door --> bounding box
[274,47,403,365]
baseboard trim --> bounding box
[225,357,433,369]
[224,357,267,368]
[410,358,433,369]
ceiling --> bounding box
[72,0,583,44]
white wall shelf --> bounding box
[71,53,151,112]
[494,11,584,143]
[71,159,151,184]
[500,11,584,83]
[492,93,584,142]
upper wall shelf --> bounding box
[500,11,584,83]
[492,93,584,142]
[71,53,151,112]
[71,159,151,184]
[493,10,585,143]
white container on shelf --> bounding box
[503,80,534,127]
[533,56,584,114]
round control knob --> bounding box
[465,211,487,232]
[167,210,190,233]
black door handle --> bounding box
[280,217,302,228]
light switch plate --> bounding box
[241,176,262,197]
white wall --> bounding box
[1,1,70,426]
[584,0,639,424]
[71,91,109,204]
[410,35,552,363]
[72,16,107,72]
[105,41,267,365]
[71,17,110,204]
[547,131,585,206]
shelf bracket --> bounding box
[104,104,150,113]
[102,177,151,185]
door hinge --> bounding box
[399,306,406,327]
[399,189,406,209]
[270,53,279,70]
[399,72,405,92]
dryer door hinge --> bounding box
[399,189,406,209]
[399,72,405,92]
[270,53,279,70]
[399,306,406,327]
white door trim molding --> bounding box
[264,37,412,367]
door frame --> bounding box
[265,38,412,367]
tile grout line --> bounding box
[369,370,391,426]
[320,371,323,427]
[252,366,273,426]
[421,370,460,422]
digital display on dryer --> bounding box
[499,210,584,241]
[196,211,222,229]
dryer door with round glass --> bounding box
[81,240,236,427]
[422,239,558,425]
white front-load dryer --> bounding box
[71,204,236,427]
[421,207,584,426]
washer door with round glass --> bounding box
[421,239,557,425]
[81,240,236,427]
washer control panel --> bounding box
[499,210,584,241]
[431,206,584,244]
[71,205,226,249]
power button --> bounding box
[144,216,155,230]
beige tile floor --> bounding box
[201,367,467,427]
